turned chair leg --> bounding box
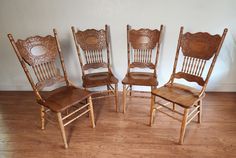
[198,100,202,123]
[149,94,155,126]
[129,85,132,96]
[88,96,96,128]
[40,106,45,130]
[123,84,127,113]
[115,84,119,112]
[179,108,189,144]
[57,112,68,149]
[173,103,176,111]
[107,85,110,95]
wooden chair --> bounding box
[8,29,95,149]
[122,25,163,113]
[71,25,119,112]
[149,27,228,144]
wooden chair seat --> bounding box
[40,86,91,112]
[82,72,118,88]
[122,72,158,86]
[151,83,204,108]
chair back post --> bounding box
[169,26,184,84]
[71,26,85,76]
[127,24,131,74]
[105,24,111,73]
[199,28,228,96]
[7,34,43,101]
[154,24,163,76]
[53,29,70,86]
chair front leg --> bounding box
[123,84,127,113]
[57,112,68,149]
[129,85,132,96]
[107,85,110,95]
[149,94,156,126]
[115,84,119,112]
[179,108,189,144]
[40,106,45,130]
[173,103,176,111]
[198,99,202,123]
[88,96,96,128]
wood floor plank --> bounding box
[0,92,235,157]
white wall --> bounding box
[0,0,235,91]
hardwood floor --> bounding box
[0,91,235,157]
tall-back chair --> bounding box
[72,25,119,112]
[8,30,95,148]
[122,25,163,113]
[149,27,227,144]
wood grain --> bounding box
[0,91,235,157]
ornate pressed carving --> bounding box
[75,29,107,51]
[181,32,221,60]
[16,35,58,66]
[129,29,160,49]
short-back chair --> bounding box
[149,27,227,144]
[122,25,163,113]
[71,25,119,112]
[8,29,95,149]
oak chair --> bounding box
[149,27,227,144]
[71,25,119,112]
[8,29,95,149]
[122,25,163,113]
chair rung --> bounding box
[92,94,115,100]
[64,109,90,127]
[127,95,151,99]
[158,110,182,122]
[129,90,151,94]
[107,84,115,90]
[187,105,200,119]
[186,111,199,125]
[156,103,183,116]
[62,103,89,120]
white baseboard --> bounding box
[206,83,236,92]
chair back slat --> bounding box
[132,49,152,63]
[181,56,207,77]
[85,50,104,64]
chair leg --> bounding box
[115,84,119,112]
[57,112,68,149]
[40,106,45,130]
[88,96,95,128]
[107,85,110,95]
[129,85,132,96]
[173,103,176,111]
[149,94,155,126]
[123,84,127,113]
[179,108,189,144]
[198,99,202,123]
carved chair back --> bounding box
[72,25,111,76]
[169,27,227,96]
[127,25,163,75]
[8,29,69,101]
